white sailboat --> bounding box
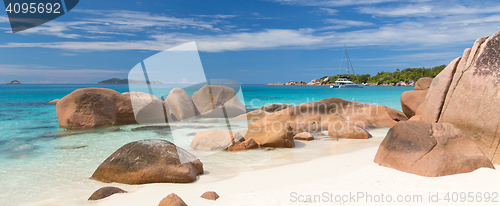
[330,45,363,88]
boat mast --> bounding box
[345,44,350,76]
[344,44,356,76]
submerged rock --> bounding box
[131,125,170,131]
[88,187,127,201]
[91,139,203,184]
[374,121,494,177]
[56,145,88,150]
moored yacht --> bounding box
[330,45,363,88]
[330,77,363,88]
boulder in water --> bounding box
[91,139,203,184]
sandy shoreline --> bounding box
[45,128,500,206]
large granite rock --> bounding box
[416,31,500,164]
[56,88,168,128]
[420,57,461,122]
[127,91,166,124]
[191,85,246,118]
[226,138,259,151]
[91,139,203,184]
[414,77,433,90]
[260,98,406,129]
[374,121,494,177]
[166,88,198,121]
[245,121,295,148]
[400,90,428,119]
[260,103,293,113]
[56,88,137,129]
[328,119,372,139]
[88,187,127,201]
[190,129,236,151]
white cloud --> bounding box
[17,21,84,38]
[1,18,498,52]
[3,3,500,53]
[191,14,238,19]
[0,29,324,52]
[267,0,397,7]
[79,10,219,31]
[320,19,374,30]
[13,10,223,38]
[319,8,338,15]
[359,4,500,17]
[0,16,8,23]
[358,5,433,17]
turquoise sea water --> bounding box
[0,84,412,206]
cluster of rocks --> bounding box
[273,77,337,86]
[307,78,321,85]
[190,98,407,151]
[88,186,219,205]
[284,81,307,85]
[275,78,418,86]
[157,192,219,206]
[376,31,500,176]
[55,85,246,129]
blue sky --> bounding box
[1,0,500,84]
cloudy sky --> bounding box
[1,0,500,84]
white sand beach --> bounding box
[47,128,500,206]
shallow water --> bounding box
[0,84,411,206]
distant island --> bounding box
[6,80,22,84]
[270,65,446,86]
[97,78,163,84]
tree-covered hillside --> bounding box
[319,65,446,84]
